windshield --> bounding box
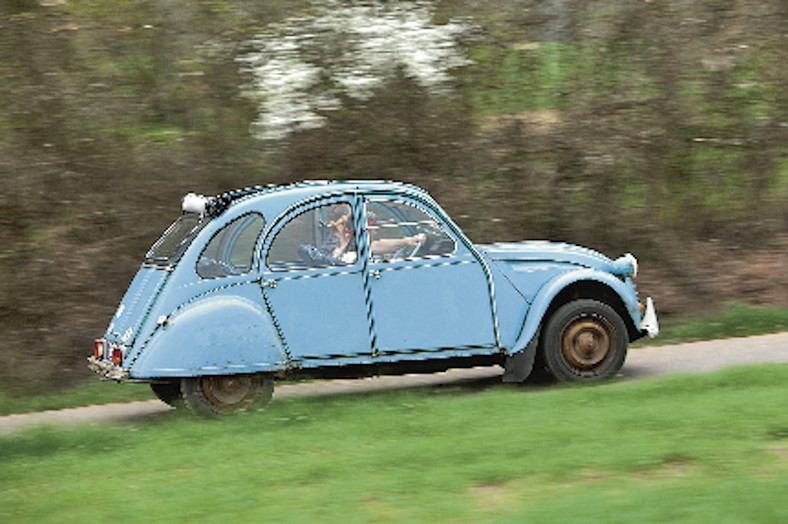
[144,213,207,266]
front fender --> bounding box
[510,269,640,355]
[129,294,287,378]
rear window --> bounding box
[145,214,207,266]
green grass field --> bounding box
[1,364,787,522]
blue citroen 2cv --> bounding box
[89,181,658,416]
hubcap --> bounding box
[201,375,255,406]
[561,318,611,371]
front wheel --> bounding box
[181,374,274,417]
[542,299,628,382]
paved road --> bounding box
[2,332,787,436]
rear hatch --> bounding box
[104,212,207,348]
[104,266,171,348]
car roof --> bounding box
[210,180,435,221]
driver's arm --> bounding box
[370,233,425,255]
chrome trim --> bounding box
[87,356,130,381]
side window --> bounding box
[267,203,357,271]
[197,213,265,279]
[366,200,456,262]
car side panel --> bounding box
[369,254,496,354]
[128,284,287,378]
[486,262,532,351]
[262,268,373,365]
[491,261,572,302]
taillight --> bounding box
[94,339,105,359]
[111,346,123,366]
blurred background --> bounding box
[1,0,785,393]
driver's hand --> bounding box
[409,233,426,245]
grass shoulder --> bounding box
[0,380,155,417]
[1,365,787,521]
[634,301,788,347]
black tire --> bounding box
[181,374,274,417]
[543,299,628,382]
[150,381,183,408]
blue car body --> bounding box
[89,181,658,413]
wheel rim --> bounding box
[560,317,612,372]
[200,375,258,411]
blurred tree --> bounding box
[0,0,785,393]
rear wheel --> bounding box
[150,381,183,408]
[181,374,274,417]
[543,299,628,382]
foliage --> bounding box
[0,0,786,393]
[1,365,787,522]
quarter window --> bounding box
[197,213,265,279]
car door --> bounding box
[261,198,372,366]
[363,198,498,358]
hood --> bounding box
[479,241,637,277]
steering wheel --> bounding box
[390,237,424,260]
[409,238,424,258]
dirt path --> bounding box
[2,332,787,436]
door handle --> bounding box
[370,270,382,280]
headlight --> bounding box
[611,253,638,278]
[628,253,638,278]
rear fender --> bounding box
[128,294,287,378]
[510,269,640,355]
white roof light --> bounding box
[182,193,208,215]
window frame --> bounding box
[195,212,266,280]
[265,199,360,273]
[144,213,209,268]
[364,198,458,263]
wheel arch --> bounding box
[511,270,640,355]
[542,280,639,342]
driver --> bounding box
[297,209,357,267]
[298,209,425,267]
[370,232,425,256]
[367,213,425,256]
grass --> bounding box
[0,302,786,416]
[0,380,155,417]
[637,302,788,347]
[0,364,787,522]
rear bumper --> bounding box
[640,297,659,338]
[87,356,129,382]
